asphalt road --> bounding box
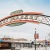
[0,47,50,50]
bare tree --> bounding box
[3,35,10,38]
[47,33,50,40]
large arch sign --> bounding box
[0,12,50,27]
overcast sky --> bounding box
[0,0,50,40]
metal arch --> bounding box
[38,15,50,26]
[0,12,50,27]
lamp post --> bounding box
[45,37,47,50]
[34,28,36,50]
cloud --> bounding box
[0,0,50,40]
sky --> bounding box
[0,0,50,41]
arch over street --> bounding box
[0,12,50,27]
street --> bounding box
[0,47,50,50]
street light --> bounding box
[45,37,47,50]
[34,28,37,50]
[34,28,39,50]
